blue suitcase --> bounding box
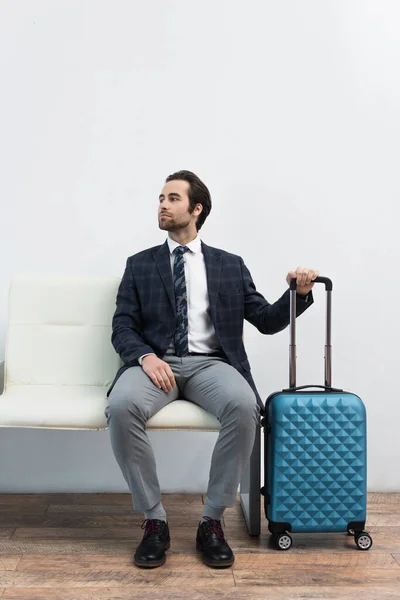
[261,277,372,551]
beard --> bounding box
[158,215,191,231]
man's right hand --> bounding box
[141,355,177,392]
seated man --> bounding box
[105,170,317,568]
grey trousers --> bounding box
[104,355,259,512]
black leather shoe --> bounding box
[196,517,235,568]
[134,519,170,568]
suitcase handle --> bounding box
[289,276,333,389]
[289,276,333,292]
[281,384,343,393]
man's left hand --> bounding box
[286,267,320,296]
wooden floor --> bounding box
[0,493,399,599]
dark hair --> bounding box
[165,170,212,231]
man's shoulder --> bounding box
[202,242,243,262]
[127,243,165,263]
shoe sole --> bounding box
[196,541,235,568]
[134,541,170,568]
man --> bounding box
[105,170,318,569]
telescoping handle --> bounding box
[289,276,333,390]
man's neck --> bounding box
[168,232,198,246]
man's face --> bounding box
[158,179,200,232]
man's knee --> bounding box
[105,383,147,424]
[221,388,258,425]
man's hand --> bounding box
[286,267,320,296]
[141,355,177,393]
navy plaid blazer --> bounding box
[107,240,313,411]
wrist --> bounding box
[142,354,155,361]
[296,290,311,302]
[139,353,156,366]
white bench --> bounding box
[0,276,260,534]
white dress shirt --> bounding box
[139,235,220,364]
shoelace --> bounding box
[141,519,164,538]
[202,517,224,540]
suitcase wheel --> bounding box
[273,533,293,551]
[355,531,373,551]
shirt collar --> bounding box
[167,235,201,255]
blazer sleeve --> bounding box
[111,258,155,364]
[240,257,313,335]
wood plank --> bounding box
[391,554,400,567]
[0,495,133,507]
[366,503,400,513]
[366,514,400,527]
[0,568,234,588]
[233,567,400,586]
[0,538,200,556]
[233,552,399,569]
[10,528,137,540]
[0,533,14,542]
[0,558,20,572]
[0,508,47,517]
[16,554,203,571]
[0,502,203,528]
[14,551,399,572]
[368,493,400,504]
[0,588,256,600]
[0,518,49,529]
[0,498,47,508]
[45,502,201,515]
[0,494,201,508]
[10,526,200,541]
[160,494,204,507]
[2,515,201,529]
[2,586,400,599]
[0,541,134,555]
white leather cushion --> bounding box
[6,324,120,386]
[0,388,220,431]
[2,276,221,431]
[147,400,220,431]
[5,276,121,387]
[0,385,109,429]
[8,276,120,325]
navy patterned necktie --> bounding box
[173,245,190,356]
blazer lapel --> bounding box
[153,239,222,323]
[201,241,221,326]
[153,240,176,316]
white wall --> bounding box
[0,0,399,494]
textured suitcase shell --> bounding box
[266,391,367,533]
